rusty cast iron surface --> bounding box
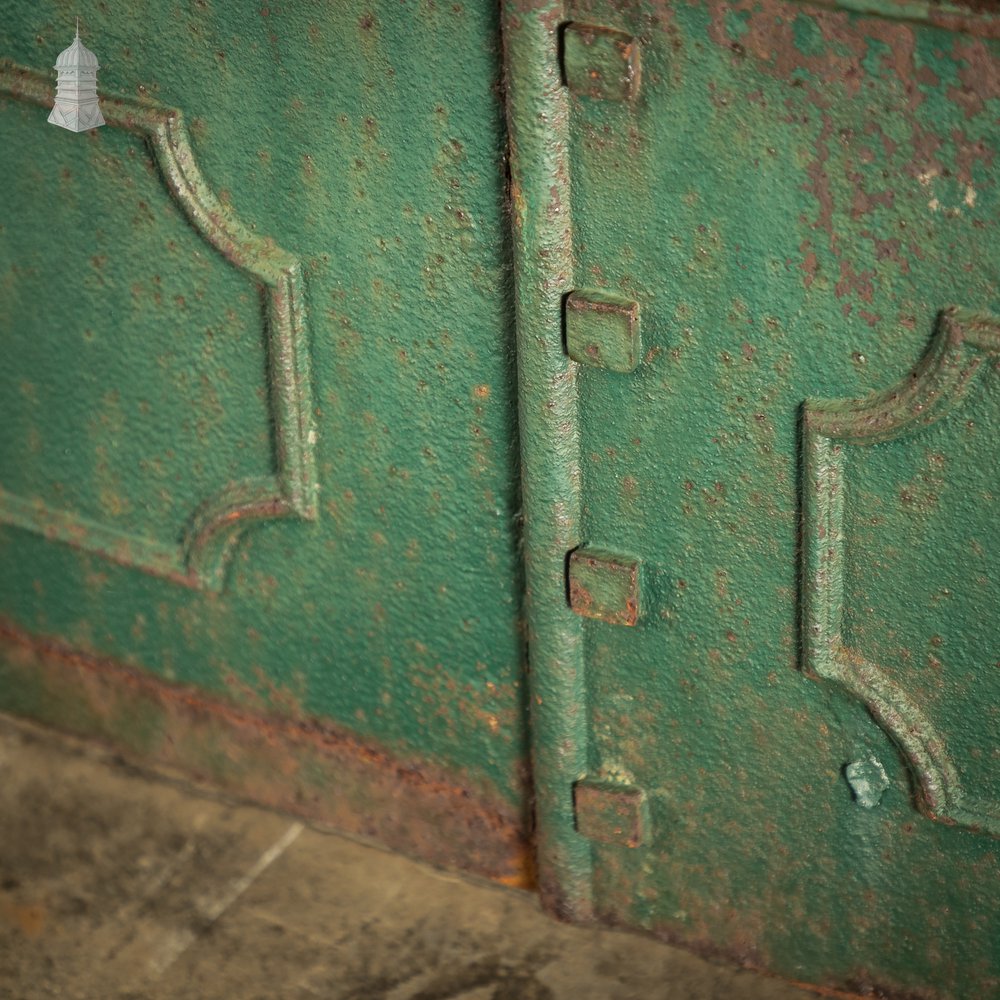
[0,618,533,887]
[3,1,1000,998]
[0,1,528,837]
[507,0,1000,997]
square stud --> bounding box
[568,548,641,626]
[563,23,642,102]
[574,779,649,847]
[566,290,641,373]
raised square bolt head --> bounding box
[566,290,641,373]
[568,548,641,626]
[563,23,641,101]
[574,779,649,847]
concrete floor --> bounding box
[0,715,813,1000]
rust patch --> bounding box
[0,620,534,890]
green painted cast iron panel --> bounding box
[4,0,1000,997]
[505,0,1000,996]
[0,3,528,812]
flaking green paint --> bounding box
[3,1,1000,997]
[0,3,527,809]
[511,0,1000,997]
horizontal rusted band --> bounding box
[0,619,534,890]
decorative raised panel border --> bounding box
[802,307,1000,834]
[0,60,317,591]
[795,0,1000,37]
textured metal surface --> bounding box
[568,548,642,626]
[0,61,317,591]
[804,307,1000,835]
[0,1,527,856]
[503,0,595,924]
[566,290,642,373]
[507,0,1000,997]
[562,22,643,101]
[574,778,650,847]
[4,2,1000,998]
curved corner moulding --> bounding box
[802,306,1000,835]
[0,60,317,592]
